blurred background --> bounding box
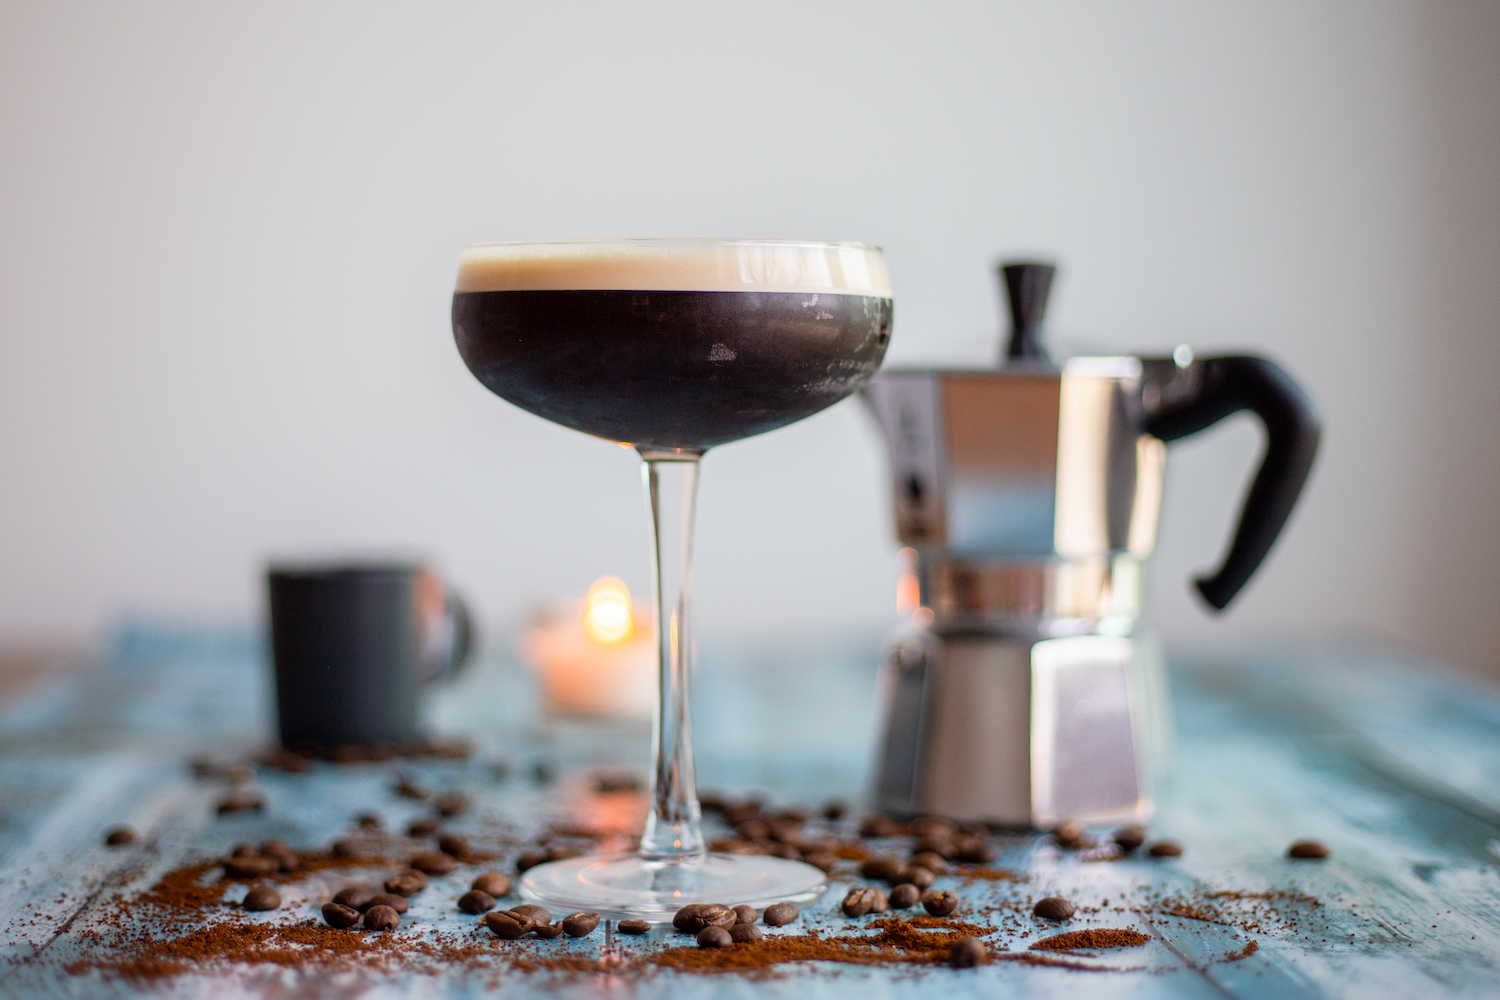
[1,0,1497,680]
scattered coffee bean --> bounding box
[730,922,764,943]
[860,857,903,882]
[618,919,651,935]
[722,801,761,825]
[533,921,564,939]
[103,826,137,847]
[261,838,290,854]
[394,779,430,800]
[330,839,372,860]
[954,837,995,864]
[922,890,959,916]
[802,851,838,873]
[949,935,987,967]
[732,904,757,924]
[407,817,440,838]
[224,856,279,878]
[513,903,552,925]
[737,819,770,840]
[1032,896,1075,921]
[869,888,889,913]
[437,832,469,857]
[1052,821,1087,849]
[562,911,601,937]
[913,835,956,859]
[889,883,922,909]
[458,890,496,914]
[769,843,800,860]
[363,904,400,931]
[910,851,949,874]
[1288,840,1331,859]
[369,893,409,914]
[333,887,376,911]
[484,909,534,939]
[231,842,258,858]
[471,872,512,898]
[763,902,799,926]
[697,926,732,949]
[515,850,546,873]
[215,792,263,816]
[841,887,881,917]
[895,866,935,890]
[243,885,281,911]
[673,903,715,932]
[859,815,900,838]
[410,852,456,875]
[822,800,847,821]
[1113,825,1146,852]
[545,843,585,862]
[1147,840,1184,858]
[321,902,361,929]
[384,871,428,896]
[687,905,736,932]
[355,812,382,829]
[431,792,468,817]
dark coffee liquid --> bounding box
[453,289,893,451]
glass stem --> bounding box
[637,449,706,861]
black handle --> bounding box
[440,589,475,681]
[1142,355,1320,611]
[999,261,1056,364]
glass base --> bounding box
[518,852,828,920]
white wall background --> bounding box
[1,2,1497,676]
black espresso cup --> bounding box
[267,563,473,751]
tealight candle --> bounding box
[520,577,655,718]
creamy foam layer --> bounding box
[455,240,891,296]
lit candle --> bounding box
[521,577,656,718]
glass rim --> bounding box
[462,237,883,253]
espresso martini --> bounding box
[453,240,893,452]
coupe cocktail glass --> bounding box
[452,239,893,917]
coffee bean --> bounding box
[841,887,881,917]
[407,817,440,838]
[1288,840,1331,859]
[1113,825,1146,852]
[432,792,468,817]
[673,904,719,933]
[910,851,949,874]
[103,825,137,847]
[736,819,770,840]
[1147,840,1184,858]
[802,851,838,873]
[694,905,736,932]
[384,871,428,896]
[333,887,376,911]
[484,909,534,939]
[243,885,281,911]
[618,919,651,935]
[732,904,757,924]
[410,852,455,875]
[363,904,400,931]
[224,856,279,878]
[533,921,564,939]
[954,837,995,864]
[545,843,585,862]
[922,890,958,916]
[722,802,761,825]
[437,832,469,857]
[321,902,361,929]
[231,842,258,858]
[369,893,409,914]
[860,857,903,882]
[822,800,847,821]
[913,835,956,859]
[562,911,601,937]
[394,779,430,801]
[458,890,496,914]
[912,816,956,839]
[859,815,900,838]
[697,926,732,949]
[730,922,764,943]
[889,883,921,909]
[763,901,799,926]
[949,935,987,967]
[1052,821,1087,849]
[515,850,546,873]
[868,888,889,913]
[1032,896,1075,921]
[355,812,382,830]
[470,872,511,897]
[513,903,552,925]
[330,839,372,860]
[215,792,264,816]
[895,866,935,889]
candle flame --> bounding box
[583,576,634,645]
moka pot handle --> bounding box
[1142,355,1321,611]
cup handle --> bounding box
[435,589,475,682]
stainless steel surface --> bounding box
[918,554,1142,636]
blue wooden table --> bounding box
[0,625,1497,998]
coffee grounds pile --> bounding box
[1030,928,1151,952]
